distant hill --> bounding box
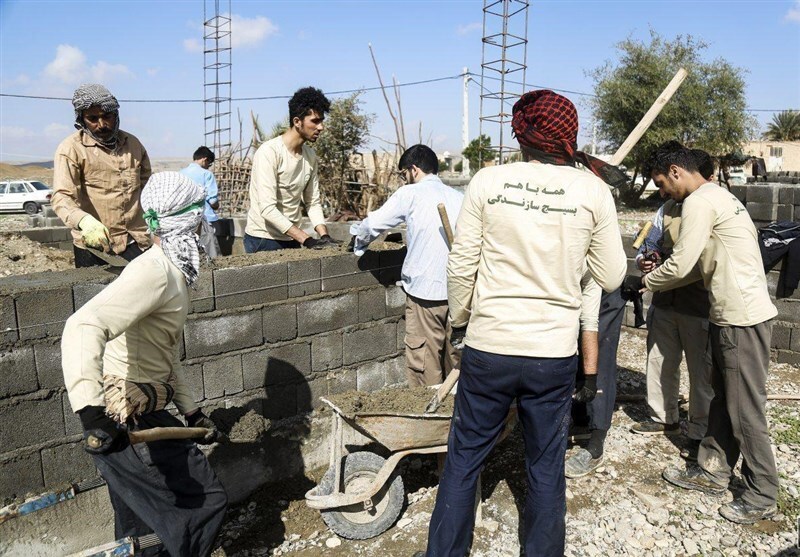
[0,163,54,183]
[15,161,54,169]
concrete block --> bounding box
[242,342,311,388]
[16,287,74,340]
[183,362,204,402]
[745,202,777,222]
[384,355,406,386]
[771,325,791,350]
[72,283,108,310]
[263,303,297,343]
[775,299,800,323]
[184,310,263,359]
[746,184,779,204]
[0,296,18,344]
[790,329,800,353]
[190,268,214,313]
[311,332,343,372]
[327,368,357,397]
[34,341,63,390]
[776,350,800,366]
[297,292,359,336]
[42,442,97,487]
[355,360,386,392]
[62,392,82,435]
[26,214,45,228]
[385,285,406,317]
[288,258,321,298]
[51,227,73,242]
[263,383,297,420]
[0,346,37,397]
[203,355,243,399]
[321,254,380,292]
[231,217,247,238]
[22,228,54,243]
[777,204,794,222]
[214,261,288,310]
[45,217,64,227]
[358,287,386,322]
[0,395,65,451]
[343,322,398,365]
[0,451,43,500]
[397,318,405,351]
[42,205,57,218]
[300,375,327,412]
[779,186,795,204]
[379,248,407,285]
[730,184,747,203]
[57,241,74,251]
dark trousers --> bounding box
[243,233,300,253]
[92,411,228,557]
[573,287,626,431]
[698,321,779,508]
[426,346,576,557]
[74,242,144,268]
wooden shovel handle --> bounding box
[128,427,210,444]
[438,203,455,250]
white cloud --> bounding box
[183,38,202,53]
[231,14,278,49]
[786,0,800,23]
[146,68,160,77]
[44,123,70,139]
[40,44,132,86]
[456,22,481,36]
[0,126,37,140]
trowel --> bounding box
[85,246,129,267]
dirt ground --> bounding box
[0,233,74,276]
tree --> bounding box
[763,110,800,141]
[462,134,494,174]
[590,31,754,204]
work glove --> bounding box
[78,406,128,455]
[573,374,598,404]
[450,326,467,350]
[78,214,111,251]
[186,410,220,444]
[302,237,326,250]
[320,234,343,246]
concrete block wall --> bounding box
[0,247,407,504]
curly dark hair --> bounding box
[691,149,715,181]
[643,140,699,178]
[289,87,331,122]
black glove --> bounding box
[78,406,128,455]
[302,237,326,249]
[186,411,220,444]
[320,234,343,246]
[450,326,467,350]
[574,374,598,404]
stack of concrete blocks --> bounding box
[0,246,408,506]
[25,205,64,229]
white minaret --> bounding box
[462,67,470,177]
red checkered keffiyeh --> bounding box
[511,90,628,188]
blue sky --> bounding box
[1,0,798,162]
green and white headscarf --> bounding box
[72,83,121,149]
[141,172,206,286]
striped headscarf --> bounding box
[72,83,121,149]
[141,172,206,286]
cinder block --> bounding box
[22,228,54,243]
[214,262,288,310]
[343,322,398,365]
[0,346,37,397]
[62,392,82,435]
[42,205,57,218]
[16,287,74,340]
[327,368,357,397]
[297,292,359,336]
[184,310,263,359]
[34,341,63,390]
[321,254,380,292]
[312,332,343,372]
[775,299,800,323]
[790,329,800,352]
[45,217,64,227]
[300,376,327,412]
[730,184,747,203]
[0,395,65,451]
[203,355,243,399]
[355,360,386,392]
[746,184,779,204]
[0,296,17,344]
[26,214,45,228]
[776,349,800,366]
[263,303,297,343]
[397,318,405,351]
[386,285,406,316]
[771,325,791,350]
[779,186,795,204]
[190,268,214,313]
[288,259,321,298]
[379,248,406,285]
[263,383,297,420]
[182,362,204,402]
[42,442,97,486]
[242,343,311,388]
[746,202,777,222]
[0,451,44,500]
[777,204,794,222]
[51,227,72,242]
[358,287,386,322]
[384,355,406,386]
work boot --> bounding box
[662,465,727,496]
[631,421,680,435]
[565,448,604,479]
[568,424,592,441]
[680,439,701,462]
[719,498,777,524]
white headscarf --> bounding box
[141,172,206,286]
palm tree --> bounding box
[763,110,800,141]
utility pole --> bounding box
[462,67,470,177]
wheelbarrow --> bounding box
[305,394,517,540]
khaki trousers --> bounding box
[645,305,714,440]
[404,294,460,387]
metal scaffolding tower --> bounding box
[479,0,529,165]
[204,0,232,155]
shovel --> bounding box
[424,368,460,413]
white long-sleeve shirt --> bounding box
[351,174,464,301]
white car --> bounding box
[0,180,53,215]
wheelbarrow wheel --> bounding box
[317,451,405,540]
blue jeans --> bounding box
[243,233,300,253]
[426,346,576,557]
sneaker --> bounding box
[680,440,701,462]
[719,498,777,524]
[662,465,727,496]
[565,448,604,479]
[631,421,681,435]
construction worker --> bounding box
[52,83,152,267]
[62,172,228,556]
[414,90,627,557]
[245,86,341,251]
[350,144,463,386]
[180,146,222,258]
[642,142,779,525]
